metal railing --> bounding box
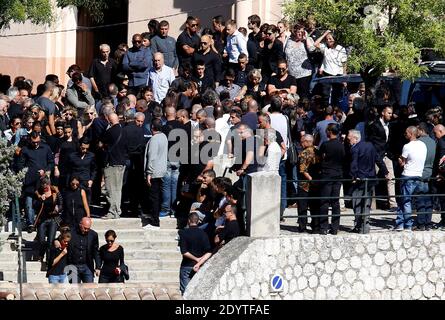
[280,176,444,228]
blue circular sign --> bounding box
[271,275,283,291]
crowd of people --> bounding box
[1,13,445,290]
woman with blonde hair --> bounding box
[81,105,97,142]
[62,105,83,139]
[235,69,266,103]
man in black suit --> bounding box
[67,217,100,283]
[433,124,445,229]
[366,106,397,210]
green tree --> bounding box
[0,138,26,227]
[283,0,445,83]
[0,0,111,29]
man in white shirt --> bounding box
[261,129,281,172]
[147,52,176,103]
[224,19,248,68]
[395,126,427,231]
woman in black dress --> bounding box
[62,176,90,227]
[98,230,125,283]
[56,124,78,189]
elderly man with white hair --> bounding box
[348,129,378,234]
[147,52,176,103]
[260,128,282,172]
[88,43,118,98]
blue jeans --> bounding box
[396,176,421,229]
[161,162,179,214]
[38,219,58,260]
[69,264,94,283]
[25,196,35,226]
[48,274,67,284]
[180,265,195,295]
[416,181,432,226]
[279,160,287,218]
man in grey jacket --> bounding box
[150,20,179,71]
[65,72,95,117]
[143,118,168,229]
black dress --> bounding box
[62,187,86,227]
[98,245,125,283]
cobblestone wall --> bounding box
[184,232,445,300]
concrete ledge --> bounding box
[0,283,182,300]
[184,232,445,300]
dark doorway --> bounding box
[76,0,128,73]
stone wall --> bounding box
[184,232,445,300]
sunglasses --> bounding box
[32,111,39,115]
[87,112,95,115]
[190,24,198,27]
[65,113,73,116]
[200,42,208,45]
[133,40,142,43]
[14,122,22,125]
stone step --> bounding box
[1,247,181,261]
[4,239,179,252]
[0,258,181,272]
[14,229,179,243]
[91,217,177,229]
[1,270,180,283]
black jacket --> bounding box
[67,151,97,183]
[17,142,55,194]
[68,226,100,274]
[366,119,393,176]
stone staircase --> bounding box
[0,217,181,284]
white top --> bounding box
[147,65,176,103]
[263,142,282,172]
[270,113,288,147]
[320,44,347,76]
[215,114,231,155]
[226,30,249,63]
[401,140,427,177]
[380,117,389,142]
[270,113,288,161]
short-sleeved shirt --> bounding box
[268,74,297,91]
[402,140,427,177]
[88,58,118,96]
[35,96,55,116]
[179,226,211,267]
[176,30,200,67]
[320,44,347,76]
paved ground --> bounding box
[280,207,442,235]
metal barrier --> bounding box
[280,176,444,232]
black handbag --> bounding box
[120,263,129,281]
[286,116,299,165]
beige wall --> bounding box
[0,6,77,87]
[0,0,284,88]
[128,0,284,41]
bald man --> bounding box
[147,52,176,103]
[394,126,427,231]
[101,112,128,219]
[67,217,100,283]
[193,34,222,85]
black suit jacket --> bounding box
[366,119,392,176]
[68,227,100,274]
[434,136,445,176]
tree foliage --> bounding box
[0,138,26,227]
[283,0,445,80]
[0,0,111,29]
